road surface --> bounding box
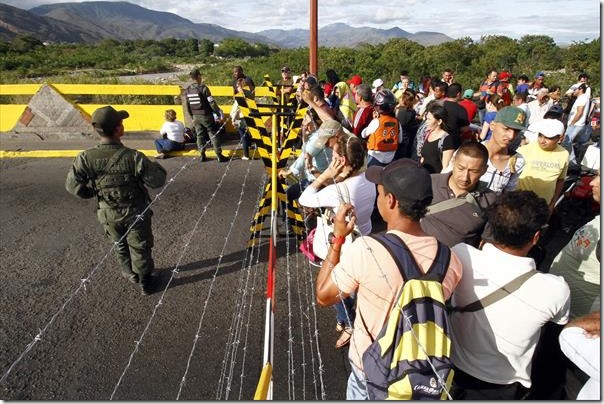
[0,146,351,400]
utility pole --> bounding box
[309,0,318,75]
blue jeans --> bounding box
[335,296,355,327]
[367,155,388,167]
[563,124,587,164]
[238,126,251,157]
[346,362,369,400]
[154,138,185,153]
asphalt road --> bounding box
[0,134,591,400]
[0,145,351,400]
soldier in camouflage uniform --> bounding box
[65,106,167,295]
[186,68,228,162]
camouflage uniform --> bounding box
[65,142,167,284]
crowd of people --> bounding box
[68,64,600,400]
[272,67,600,400]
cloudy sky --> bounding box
[3,0,601,44]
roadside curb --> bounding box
[0,149,250,159]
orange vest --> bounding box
[367,115,399,151]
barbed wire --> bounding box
[0,152,198,386]
[174,148,254,400]
[110,149,236,400]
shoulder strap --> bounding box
[426,197,468,215]
[451,270,537,313]
[359,232,420,343]
[95,147,130,184]
[359,232,451,341]
[370,232,421,281]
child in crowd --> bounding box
[516,74,530,94]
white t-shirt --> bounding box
[568,93,590,127]
[449,243,570,388]
[559,326,600,400]
[160,120,186,143]
[298,172,376,236]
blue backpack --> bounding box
[360,232,454,400]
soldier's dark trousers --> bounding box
[99,210,155,279]
[193,115,222,155]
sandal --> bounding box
[335,322,345,333]
[335,327,353,349]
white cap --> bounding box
[532,118,564,138]
[372,78,384,89]
[371,78,384,94]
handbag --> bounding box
[311,182,360,260]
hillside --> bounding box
[258,23,453,48]
[0,3,101,43]
[29,1,275,44]
[2,1,453,47]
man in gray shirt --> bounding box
[421,142,496,247]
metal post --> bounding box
[309,0,318,75]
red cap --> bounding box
[324,82,334,97]
[347,75,362,86]
[498,71,512,81]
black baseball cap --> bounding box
[366,159,433,204]
[91,106,129,135]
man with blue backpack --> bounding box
[315,158,463,399]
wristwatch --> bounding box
[328,232,346,246]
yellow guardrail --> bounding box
[0,84,275,132]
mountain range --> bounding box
[0,1,453,47]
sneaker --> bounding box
[217,153,229,163]
[242,155,250,161]
[154,153,165,159]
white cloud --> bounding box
[2,0,600,43]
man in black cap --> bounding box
[65,106,167,295]
[185,68,228,162]
[314,158,463,399]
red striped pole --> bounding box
[256,109,279,400]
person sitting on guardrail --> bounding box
[154,109,185,159]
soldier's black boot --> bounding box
[140,274,154,296]
[121,269,139,284]
[199,149,207,162]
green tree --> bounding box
[517,35,562,72]
[476,35,519,74]
[215,38,255,58]
[198,39,214,56]
[10,34,44,53]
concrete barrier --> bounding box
[0,83,275,134]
